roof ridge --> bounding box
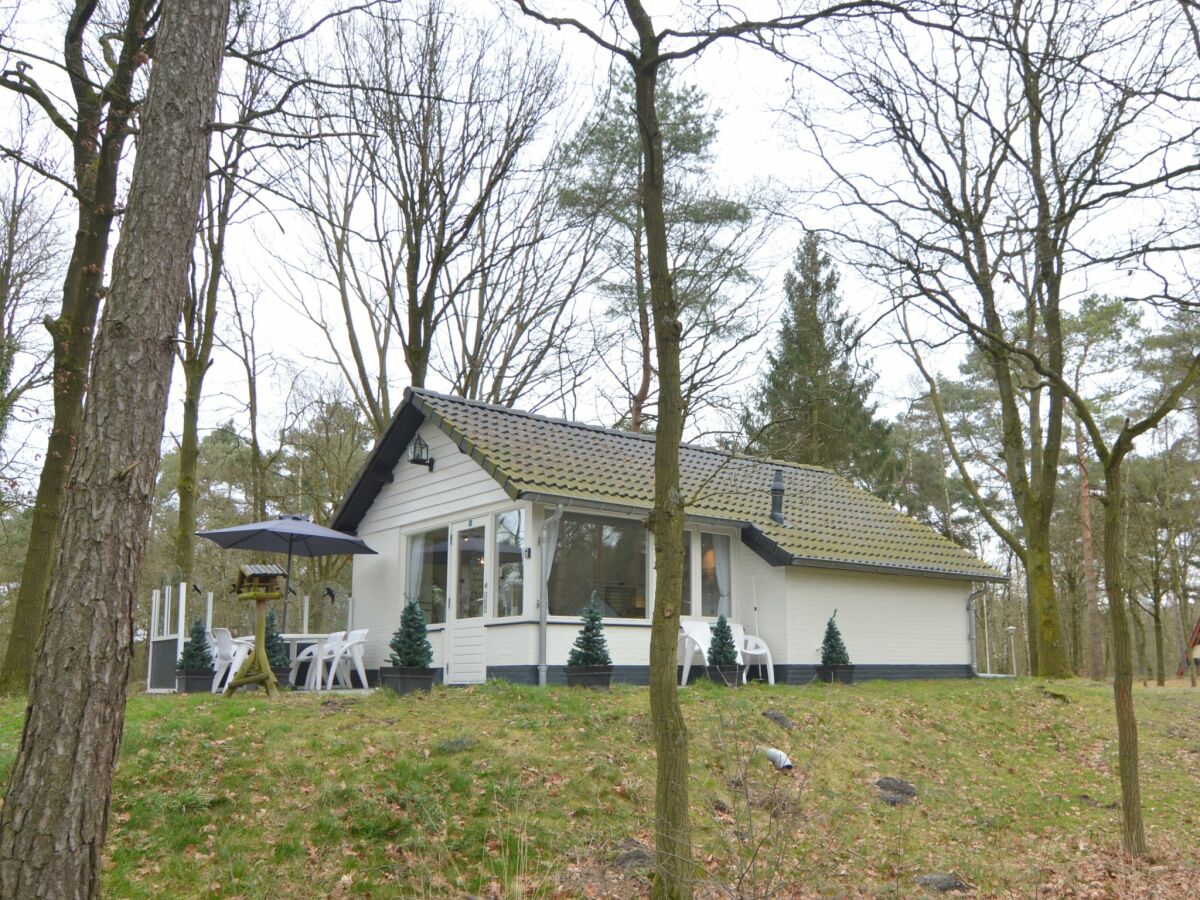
[407,386,835,475]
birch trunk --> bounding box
[0,0,230,892]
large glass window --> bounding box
[548,513,647,618]
[495,510,524,617]
[455,524,487,618]
[406,526,447,624]
[700,532,732,617]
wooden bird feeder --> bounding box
[224,564,286,698]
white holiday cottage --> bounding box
[332,388,1003,685]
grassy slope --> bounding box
[0,679,1195,898]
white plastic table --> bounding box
[281,633,329,690]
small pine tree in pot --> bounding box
[380,599,437,694]
[177,619,215,693]
[816,610,854,684]
[264,607,292,688]
[706,614,741,685]
[564,592,613,688]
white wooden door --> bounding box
[445,520,487,684]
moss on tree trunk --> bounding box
[0,0,231,892]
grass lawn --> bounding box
[0,678,1196,897]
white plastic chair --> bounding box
[731,623,775,685]
[678,621,732,685]
[289,631,345,690]
[678,621,775,685]
[326,628,369,690]
[209,628,251,693]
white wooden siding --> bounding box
[350,428,972,672]
[349,529,400,670]
[785,568,970,665]
[546,622,652,666]
[352,421,513,668]
[357,423,511,536]
[733,546,788,665]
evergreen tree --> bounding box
[567,593,612,667]
[390,600,433,668]
[560,70,763,429]
[820,611,851,667]
[707,615,738,667]
[264,607,289,669]
[178,619,214,673]
[744,233,895,494]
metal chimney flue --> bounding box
[770,469,786,524]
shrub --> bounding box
[567,593,612,667]
[178,619,214,673]
[265,607,289,668]
[707,614,739,667]
[820,610,851,667]
[390,599,434,668]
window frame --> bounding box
[680,526,737,621]
[545,509,652,623]
[491,508,527,621]
[403,523,450,628]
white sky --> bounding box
[2,0,1194,565]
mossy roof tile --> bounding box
[337,388,1003,583]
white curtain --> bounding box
[713,534,732,618]
[405,533,425,604]
[540,509,561,597]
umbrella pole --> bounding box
[282,546,293,634]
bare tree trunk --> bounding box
[175,362,206,581]
[629,177,651,432]
[1100,461,1146,855]
[625,5,692,894]
[1077,422,1104,679]
[0,0,229,892]
[1152,589,1165,687]
[0,0,155,693]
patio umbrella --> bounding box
[197,515,376,630]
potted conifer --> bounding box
[380,599,437,694]
[815,610,854,684]
[706,614,741,685]
[564,593,613,688]
[176,619,215,693]
[264,607,291,688]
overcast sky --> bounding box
[2,0,1190,525]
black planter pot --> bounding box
[706,665,741,686]
[563,665,613,689]
[380,666,436,695]
[177,670,213,693]
[816,664,855,685]
[271,665,292,688]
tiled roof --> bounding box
[334,388,1004,583]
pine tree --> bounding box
[390,600,433,668]
[744,232,895,495]
[178,619,214,673]
[264,607,289,669]
[820,611,851,667]
[567,593,612,667]
[707,615,738,667]
[560,70,760,430]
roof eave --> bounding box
[785,554,1008,584]
[331,388,424,534]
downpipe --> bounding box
[538,504,565,687]
[967,586,987,677]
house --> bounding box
[332,388,1004,685]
